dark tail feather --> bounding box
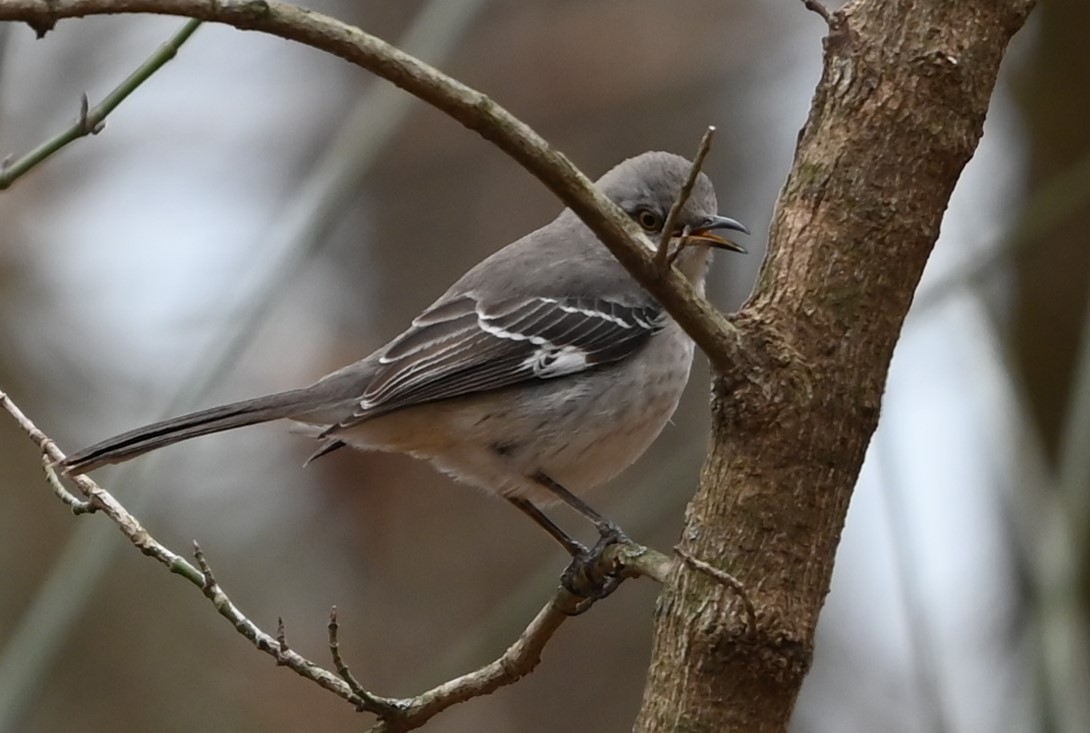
[62,388,318,475]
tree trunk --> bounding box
[633,1,1037,731]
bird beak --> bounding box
[684,215,750,254]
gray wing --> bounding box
[322,292,665,435]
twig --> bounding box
[373,592,580,733]
[0,2,738,725]
[1,389,668,730]
[665,224,693,268]
[42,458,95,515]
[328,607,401,716]
[0,18,202,191]
[1,389,369,709]
[605,538,674,583]
[276,617,290,659]
[655,127,716,270]
[799,0,834,27]
[675,546,757,634]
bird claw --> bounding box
[559,525,629,614]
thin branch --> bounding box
[607,537,674,583]
[675,546,757,634]
[0,18,202,191]
[664,225,693,268]
[42,458,94,515]
[375,591,583,733]
[275,616,290,659]
[0,389,369,709]
[655,126,716,270]
[0,389,667,731]
[328,607,400,716]
[0,0,749,371]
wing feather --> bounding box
[325,294,666,434]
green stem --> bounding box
[0,18,202,191]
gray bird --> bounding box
[62,151,747,560]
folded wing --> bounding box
[324,293,665,434]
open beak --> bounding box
[685,215,750,254]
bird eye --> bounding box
[635,209,662,232]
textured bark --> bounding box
[633,1,1036,732]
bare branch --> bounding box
[375,591,583,733]
[655,126,716,270]
[607,537,674,583]
[0,0,748,371]
[276,616,289,658]
[675,546,756,634]
[1,389,370,708]
[42,458,95,514]
[1,389,668,729]
[0,17,202,190]
[328,607,401,716]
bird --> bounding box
[61,151,747,564]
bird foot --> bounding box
[560,524,629,614]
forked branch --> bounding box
[0,389,672,731]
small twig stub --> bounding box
[655,127,717,270]
[675,545,758,634]
[800,0,835,27]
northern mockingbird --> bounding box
[62,151,747,564]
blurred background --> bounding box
[0,1,1084,731]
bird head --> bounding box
[596,151,749,277]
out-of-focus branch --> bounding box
[0,389,671,730]
[0,18,201,190]
[874,430,955,733]
[1037,285,1090,732]
[913,148,1090,315]
[913,145,1090,730]
[0,0,749,372]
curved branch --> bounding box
[0,0,746,370]
[0,389,672,730]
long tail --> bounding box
[62,388,320,475]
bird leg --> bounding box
[524,473,630,611]
[507,496,586,557]
[531,471,626,542]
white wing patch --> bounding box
[342,295,663,425]
[477,298,625,380]
[524,345,590,378]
